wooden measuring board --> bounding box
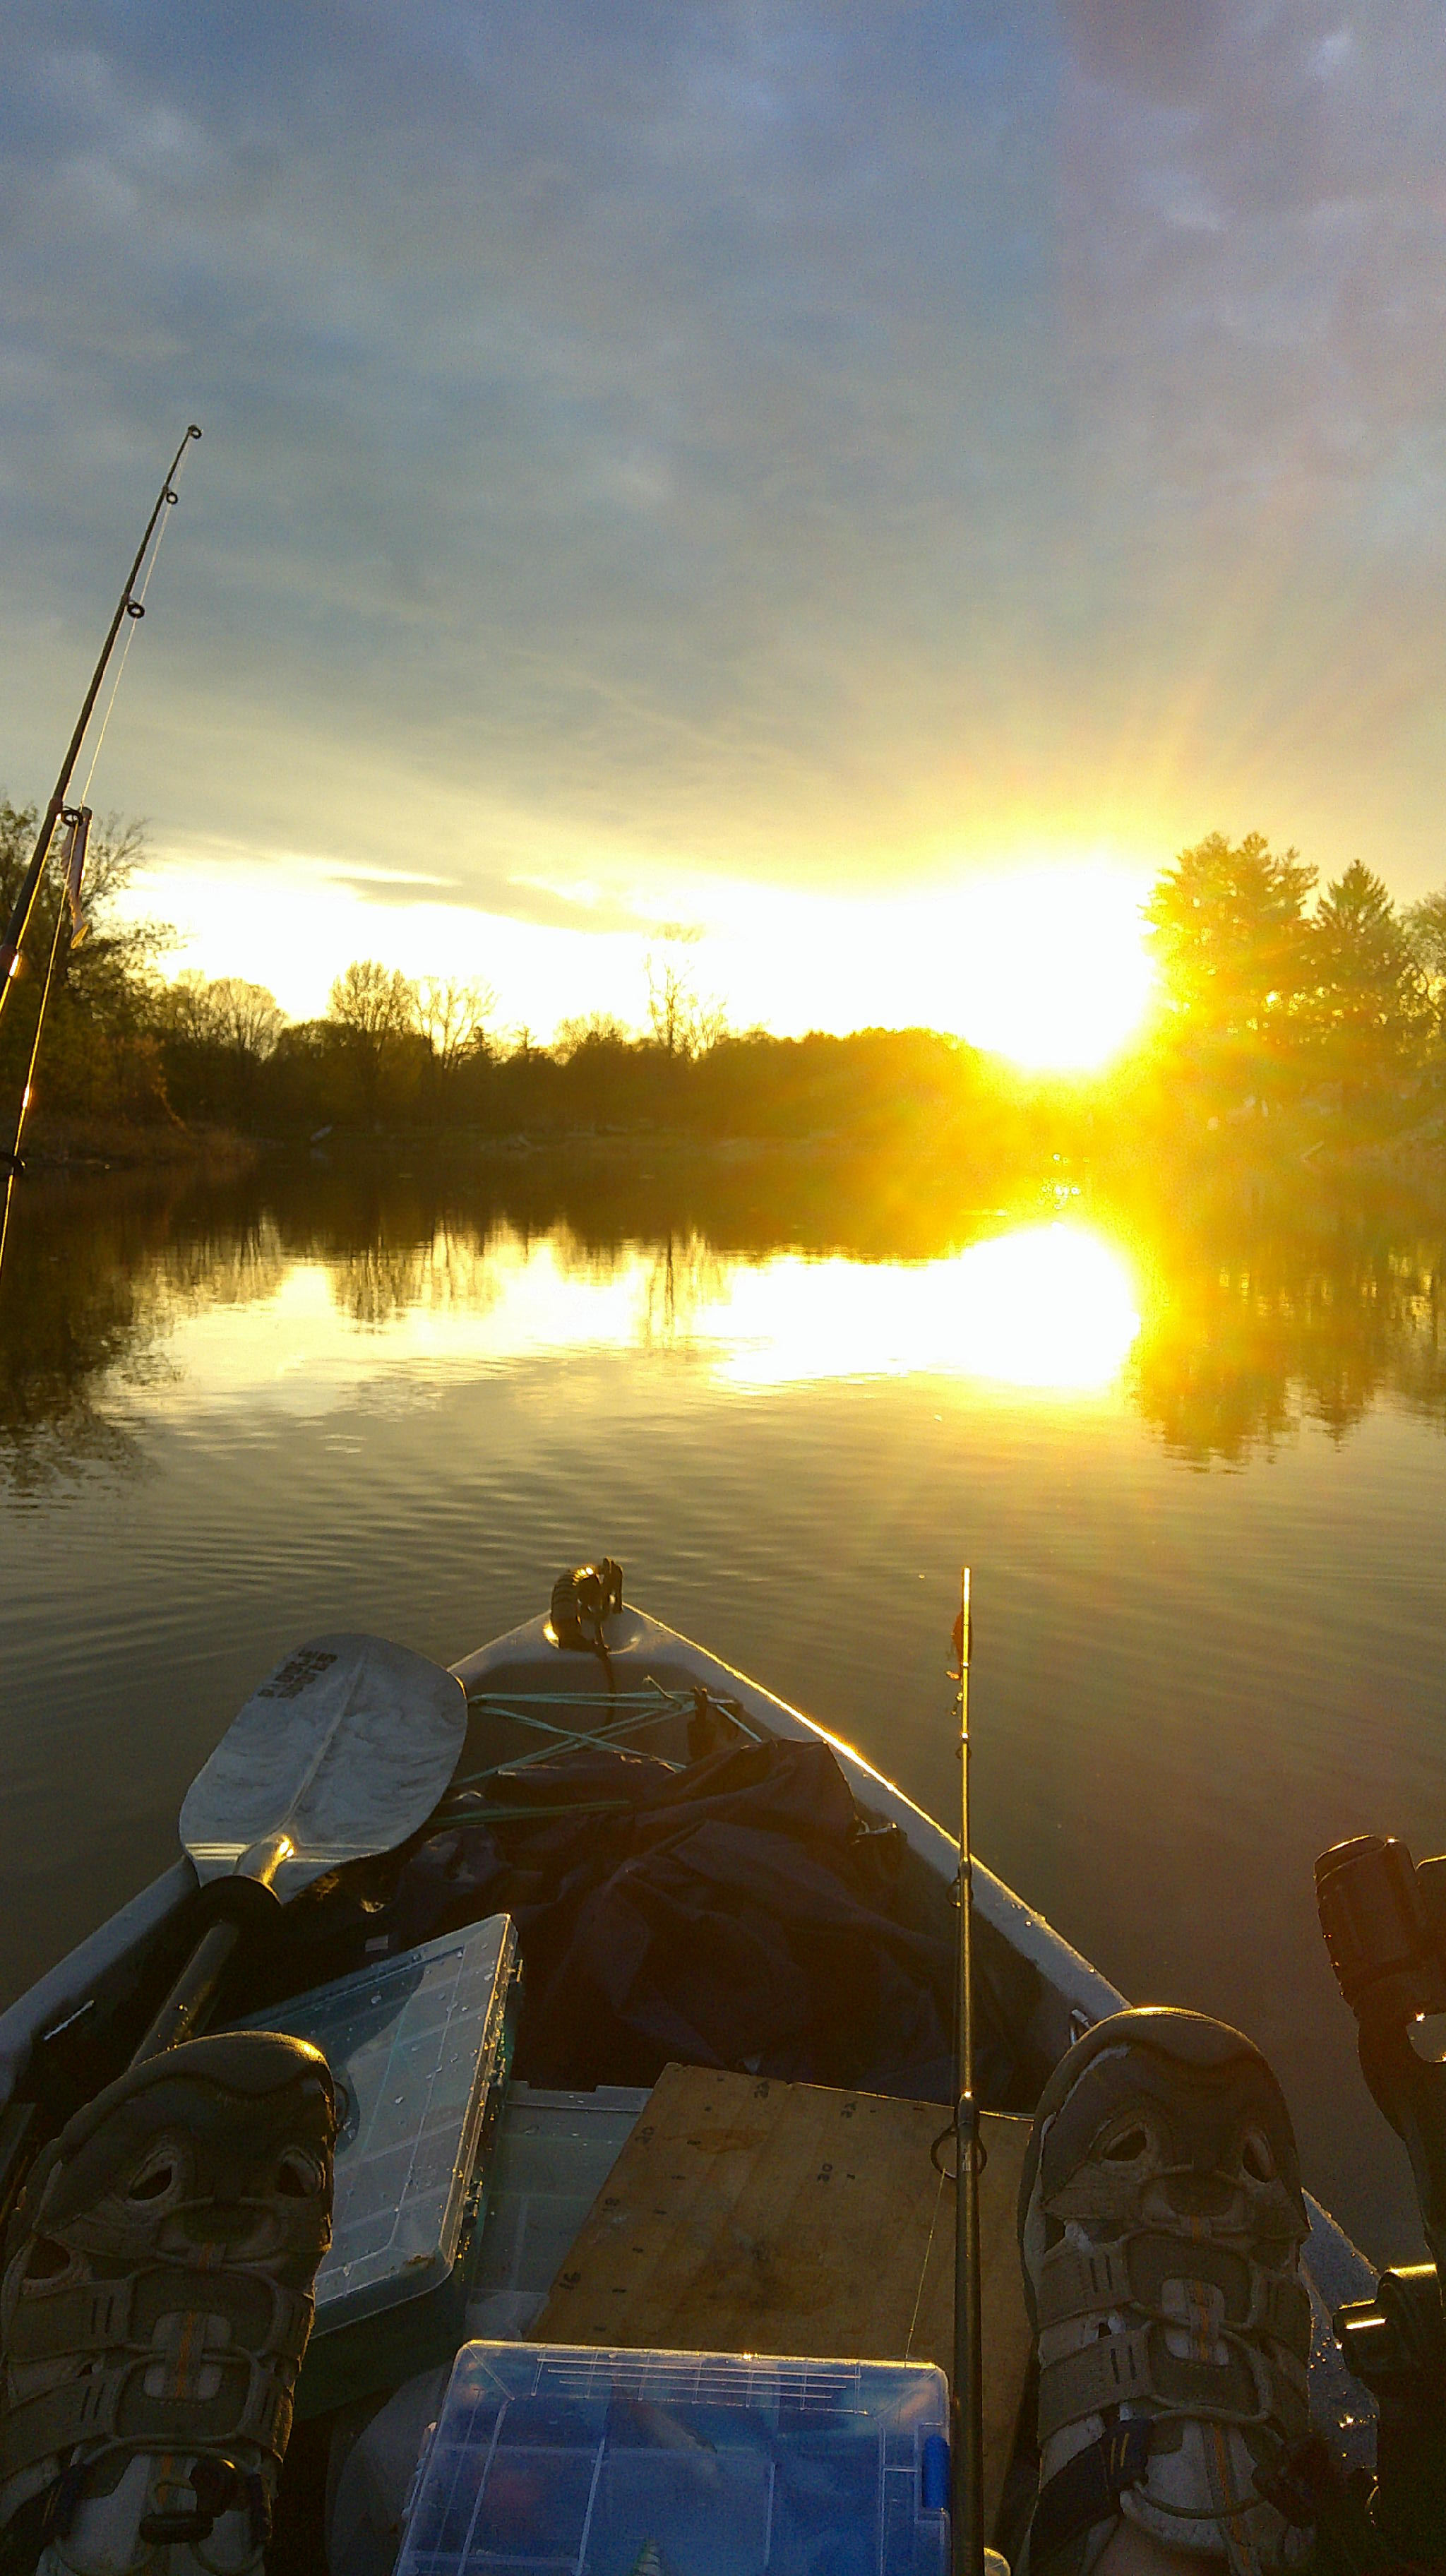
[532,2062,1033,2541]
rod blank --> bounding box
[952,1566,985,2576]
[0,424,201,1020]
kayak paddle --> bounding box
[131,1633,467,2063]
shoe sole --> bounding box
[1016,2005,1298,2329]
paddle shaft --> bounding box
[133,1921,241,2061]
[952,1568,985,2576]
[130,1831,290,2067]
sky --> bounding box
[4,1,1446,1046]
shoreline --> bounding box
[16,1108,1446,1211]
[21,1116,261,1174]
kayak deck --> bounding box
[530,2061,1035,2539]
[0,1599,1380,2572]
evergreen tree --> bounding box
[1142,830,1316,1109]
[1403,887,1446,1050]
[1308,861,1428,1111]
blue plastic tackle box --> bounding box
[396,2340,952,2576]
[237,1914,520,2411]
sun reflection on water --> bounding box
[707,1223,1140,1390]
[946,1224,1142,1390]
[108,1216,1142,1412]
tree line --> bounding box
[4,792,1446,1155]
[1141,833,1446,1126]
[0,798,1034,1154]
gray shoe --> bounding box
[1016,2008,1314,2576]
[0,2030,334,2574]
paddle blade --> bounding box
[180,1634,467,1895]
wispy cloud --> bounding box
[3,0,1446,986]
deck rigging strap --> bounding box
[450,1683,696,1789]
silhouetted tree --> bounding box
[416,976,494,1072]
[1143,831,1316,1111]
[1404,887,1446,1051]
[645,947,727,1061]
[414,975,494,1116]
[554,1012,632,1058]
[0,799,173,1124]
[1308,862,1428,1114]
[327,960,421,1119]
[153,973,285,1123]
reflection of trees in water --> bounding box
[0,1176,287,1491]
[0,1171,532,1481]
[637,1231,729,1348]
[258,1169,520,1329]
[149,1220,288,1318]
[325,1222,508,1328]
[1390,1267,1446,1427]
[1128,1209,1446,1467]
[325,1213,723,1343]
[6,1160,1446,1487]
[546,1225,631,1289]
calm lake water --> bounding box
[3,1148,1445,2262]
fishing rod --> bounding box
[952,1565,986,2576]
[0,422,201,1027]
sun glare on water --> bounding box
[945,1224,1141,1388]
[711,1224,1141,1392]
[146,1222,1142,1409]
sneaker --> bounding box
[0,2029,335,2575]
[1016,2008,1315,2576]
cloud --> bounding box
[3,0,1446,977]
[325,869,462,910]
[1062,0,1227,101]
[323,864,655,934]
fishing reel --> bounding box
[1315,1833,1446,2565]
[549,1559,624,1650]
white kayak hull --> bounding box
[0,1602,1375,2389]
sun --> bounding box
[950,864,1154,1070]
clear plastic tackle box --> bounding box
[237,1913,520,2410]
[396,2340,952,2576]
